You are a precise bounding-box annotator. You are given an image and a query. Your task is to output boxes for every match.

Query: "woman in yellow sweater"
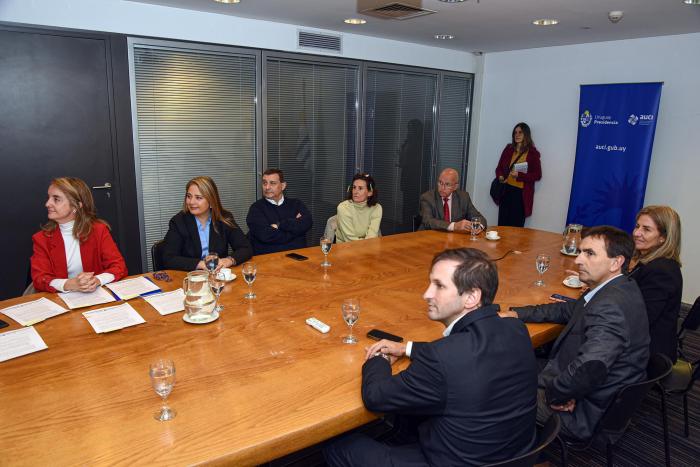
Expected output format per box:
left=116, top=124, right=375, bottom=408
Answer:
left=336, top=173, right=382, bottom=243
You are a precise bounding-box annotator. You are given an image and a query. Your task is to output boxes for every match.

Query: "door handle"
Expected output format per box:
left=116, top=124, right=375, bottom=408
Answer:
left=92, top=183, right=112, bottom=189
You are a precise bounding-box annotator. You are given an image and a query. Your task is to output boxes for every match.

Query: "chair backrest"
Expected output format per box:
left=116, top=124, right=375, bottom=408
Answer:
left=151, top=240, right=166, bottom=271
left=483, top=414, right=561, bottom=467
left=324, top=215, right=337, bottom=243
left=597, top=354, right=672, bottom=439
left=412, top=214, right=422, bottom=232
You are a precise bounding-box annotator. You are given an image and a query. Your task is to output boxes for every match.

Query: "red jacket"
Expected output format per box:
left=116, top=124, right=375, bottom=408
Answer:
left=31, top=222, right=128, bottom=292
left=495, top=144, right=542, bottom=218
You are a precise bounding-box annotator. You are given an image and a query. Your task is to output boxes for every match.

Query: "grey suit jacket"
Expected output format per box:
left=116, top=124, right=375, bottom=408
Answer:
left=419, top=189, right=487, bottom=231
left=514, top=275, right=650, bottom=440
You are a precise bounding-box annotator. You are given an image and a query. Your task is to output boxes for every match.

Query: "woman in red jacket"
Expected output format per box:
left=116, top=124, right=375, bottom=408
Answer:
left=494, top=123, right=542, bottom=227
left=31, top=177, right=127, bottom=293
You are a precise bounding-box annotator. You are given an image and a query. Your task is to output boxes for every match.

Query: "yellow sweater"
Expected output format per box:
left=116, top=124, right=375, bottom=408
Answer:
left=335, top=200, right=383, bottom=243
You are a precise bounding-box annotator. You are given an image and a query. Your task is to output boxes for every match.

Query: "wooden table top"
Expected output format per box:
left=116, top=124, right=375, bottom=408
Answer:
left=0, top=227, right=579, bottom=466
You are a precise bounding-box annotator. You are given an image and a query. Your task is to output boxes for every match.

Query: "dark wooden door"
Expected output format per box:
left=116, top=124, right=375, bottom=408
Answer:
left=0, top=28, right=122, bottom=298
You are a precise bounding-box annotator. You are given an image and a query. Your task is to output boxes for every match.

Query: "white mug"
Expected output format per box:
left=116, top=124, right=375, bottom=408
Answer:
left=486, top=230, right=499, bottom=239
left=218, top=267, right=233, bottom=281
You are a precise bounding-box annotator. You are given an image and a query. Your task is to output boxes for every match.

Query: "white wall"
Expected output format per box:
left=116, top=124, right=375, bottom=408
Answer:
left=472, top=33, right=699, bottom=302
left=0, top=0, right=478, bottom=73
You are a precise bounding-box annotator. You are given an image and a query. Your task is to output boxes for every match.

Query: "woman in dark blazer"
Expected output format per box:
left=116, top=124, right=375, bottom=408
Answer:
left=494, top=122, right=542, bottom=227
left=163, top=176, right=252, bottom=271
left=629, top=205, right=683, bottom=363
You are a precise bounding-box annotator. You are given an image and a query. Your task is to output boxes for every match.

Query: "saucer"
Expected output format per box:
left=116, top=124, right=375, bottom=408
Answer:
left=485, top=235, right=501, bottom=241
left=560, top=248, right=578, bottom=257
left=216, top=273, right=236, bottom=282
left=183, top=310, right=220, bottom=324
left=563, top=276, right=583, bottom=288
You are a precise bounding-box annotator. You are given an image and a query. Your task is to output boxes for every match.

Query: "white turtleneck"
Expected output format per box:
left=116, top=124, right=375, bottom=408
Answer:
left=49, top=221, right=114, bottom=292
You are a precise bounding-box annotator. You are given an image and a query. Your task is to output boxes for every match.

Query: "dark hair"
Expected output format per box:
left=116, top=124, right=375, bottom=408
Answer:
left=582, top=225, right=635, bottom=273
left=431, top=248, right=498, bottom=305
left=346, top=173, right=379, bottom=207
left=512, top=122, right=534, bottom=151
left=263, top=168, right=285, bottom=183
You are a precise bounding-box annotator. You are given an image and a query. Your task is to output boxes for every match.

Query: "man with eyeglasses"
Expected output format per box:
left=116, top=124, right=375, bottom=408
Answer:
left=420, top=168, right=487, bottom=232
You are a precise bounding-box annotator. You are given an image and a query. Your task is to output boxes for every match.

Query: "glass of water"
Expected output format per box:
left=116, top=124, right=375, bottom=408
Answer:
left=341, top=298, right=360, bottom=344
left=209, top=274, right=225, bottom=313
left=534, top=254, right=551, bottom=286
left=149, top=359, right=176, bottom=421
left=320, top=236, right=332, bottom=267
left=242, top=262, right=257, bottom=299
left=470, top=217, right=483, bottom=241
left=204, top=253, right=219, bottom=274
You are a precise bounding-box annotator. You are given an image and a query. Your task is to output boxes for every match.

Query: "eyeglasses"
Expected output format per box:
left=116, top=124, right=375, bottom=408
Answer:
left=438, top=181, right=456, bottom=188
left=153, top=271, right=172, bottom=282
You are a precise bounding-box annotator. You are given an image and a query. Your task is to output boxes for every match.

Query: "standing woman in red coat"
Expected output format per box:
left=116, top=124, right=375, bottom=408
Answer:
left=31, top=177, right=127, bottom=293
left=494, top=123, right=542, bottom=227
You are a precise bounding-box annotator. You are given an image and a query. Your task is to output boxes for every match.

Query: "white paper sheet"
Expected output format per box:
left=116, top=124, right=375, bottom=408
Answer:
left=82, top=303, right=146, bottom=333
left=143, top=288, right=185, bottom=315
left=105, top=276, right=161, bottom=300
left=0, top=297, right=68, bottom=326
left=0, top=326, right=48, bottom=363
left=58, top=287, right=117, bottom=310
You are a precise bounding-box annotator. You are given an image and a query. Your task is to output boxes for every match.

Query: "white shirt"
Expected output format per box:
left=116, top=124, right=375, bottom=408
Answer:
left=405, top=311, right=468, bottom=358
left=265, top=195, right=285, bottom=206
left=49, top=221, right=115, bottom=292
left=440, top=194, right=457, bottom=232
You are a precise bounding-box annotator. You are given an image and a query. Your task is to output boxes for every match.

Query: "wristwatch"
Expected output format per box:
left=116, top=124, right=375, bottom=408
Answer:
left=373, top=352, right=391, bottom=362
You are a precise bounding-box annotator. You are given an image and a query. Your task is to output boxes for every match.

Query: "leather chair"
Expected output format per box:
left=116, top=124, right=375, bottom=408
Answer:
left=483, top=414, right=561, bottom=467
left=559, top=354, right=673, bottom=467
left=151, top=240, right=166, bottom=271
left=412, top=214, right=422, bottom=232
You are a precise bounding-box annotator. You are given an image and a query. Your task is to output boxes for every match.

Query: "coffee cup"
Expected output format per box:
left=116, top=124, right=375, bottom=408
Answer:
left=566, top=275, right=582, bottom=287
left=218, top=267, right=233, bottom=281
left=486, top=230, right=499, bottom=240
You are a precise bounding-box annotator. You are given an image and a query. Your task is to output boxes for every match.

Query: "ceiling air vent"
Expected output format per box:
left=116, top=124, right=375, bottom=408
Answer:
left=298, top=30, right=342, bottom=53
left=362, top=2, right=436, bottom=20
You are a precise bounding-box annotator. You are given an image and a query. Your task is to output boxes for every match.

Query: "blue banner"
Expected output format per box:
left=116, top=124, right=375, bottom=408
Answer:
left=566, top=83, right=662, bottom=232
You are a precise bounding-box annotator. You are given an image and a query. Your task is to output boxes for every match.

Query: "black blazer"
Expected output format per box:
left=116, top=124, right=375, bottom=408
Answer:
left=361, top=305, right=537, bottom=466
left=419, top=189, right=487, bottom=231
left=629, top=257, right=683, bottom=363
left=162, top=211, right=252, bottom=271
left=515, top=275, right=650, bottom=440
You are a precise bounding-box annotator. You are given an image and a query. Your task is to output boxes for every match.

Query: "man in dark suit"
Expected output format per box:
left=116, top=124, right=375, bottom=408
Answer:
left=419, top=168, right=487, bottom=232
left=324, top=248, right=537, bottom=466
left=501, top=226, right=650, bottom=441
left=246, top=169, right=312, bottom=255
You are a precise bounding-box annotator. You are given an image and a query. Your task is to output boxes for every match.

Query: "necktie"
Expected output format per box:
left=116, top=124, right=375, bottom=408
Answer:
left=443, top=197, right=450, bottom=222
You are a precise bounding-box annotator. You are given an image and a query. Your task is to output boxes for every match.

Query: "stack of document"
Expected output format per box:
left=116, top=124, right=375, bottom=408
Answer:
left=1, top=297, right=67, bottom=326
left=105, top=276, right=161, bottom=300
left=0, top=326, right=48, bottom=363
left=83, top=303, right=146, bottom=334
left=143, top=289, right=185, bottom=315
left=59, top=287, right=116, bottom=309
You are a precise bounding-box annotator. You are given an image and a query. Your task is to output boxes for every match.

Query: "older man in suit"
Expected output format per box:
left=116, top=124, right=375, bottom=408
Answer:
left=501, top=226, right=650, bottom=441
left=324, top=248, right=537, bottom=466
left=420, top=168, right=487, bottom=232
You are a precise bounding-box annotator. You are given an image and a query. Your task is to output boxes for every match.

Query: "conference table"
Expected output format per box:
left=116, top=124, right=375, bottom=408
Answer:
left=0, top=227, right=580, bottom=466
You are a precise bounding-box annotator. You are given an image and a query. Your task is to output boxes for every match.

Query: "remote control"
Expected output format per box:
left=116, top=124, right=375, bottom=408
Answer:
left=306, top=317, right=330, bottom=334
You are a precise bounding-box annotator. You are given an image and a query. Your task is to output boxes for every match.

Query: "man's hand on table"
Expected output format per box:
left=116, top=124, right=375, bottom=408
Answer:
left=365, top=339, right=406, bottom=365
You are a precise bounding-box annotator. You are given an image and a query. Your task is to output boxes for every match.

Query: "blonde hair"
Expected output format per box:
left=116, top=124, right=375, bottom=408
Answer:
left=633, top=205, right=681, bottom=266
left=181, top=176, right=235, bottom=232
left=41, top=177, right=109, bottom=242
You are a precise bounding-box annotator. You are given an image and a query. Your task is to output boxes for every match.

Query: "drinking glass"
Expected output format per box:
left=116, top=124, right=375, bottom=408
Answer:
left=341, top=298, right=360, bottom=344
left=320, top=236, right=332, bottom=267
left=204, top=253, right=219, bottom=275
left=209, top=274, right=225, bottom=313
left=534, top=254, right=551, bottom=286
left=149, top=359, right=176, bottom=421
left=470, top=217, right=483, bottom=241
left=242, top=262, right=257, bottom=299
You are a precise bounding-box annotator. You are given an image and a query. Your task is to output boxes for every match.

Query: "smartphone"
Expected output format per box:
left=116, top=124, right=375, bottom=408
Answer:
left=286, top=253, right=309, bottom=261
left=367, top=329, right=403, bottom=343
left=550, top=293, right=577, bottom=302
left=0, top=319, right=9, bottom=329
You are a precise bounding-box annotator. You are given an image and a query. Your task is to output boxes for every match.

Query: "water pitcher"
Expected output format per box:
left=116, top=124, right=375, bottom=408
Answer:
left=562, top=223, right=583, bottom=255
left=183, top=270, right=216, bottom=322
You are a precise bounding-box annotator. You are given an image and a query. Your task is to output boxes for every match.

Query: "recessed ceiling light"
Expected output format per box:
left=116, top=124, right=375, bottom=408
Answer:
left=435, top=34, right=455, bottom=40
left=344, top=18, right=367, bottom=25
left=214, top=0, right=240, bottom=3
left=683, top=0, right=700, bottom=4
left=532, top=18, right=559, bottom=26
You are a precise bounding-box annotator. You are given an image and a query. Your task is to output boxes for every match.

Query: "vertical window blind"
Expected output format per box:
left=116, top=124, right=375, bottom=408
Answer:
left=437, top=74, right=473, bottom=178
left=132, top=45, right=258, bottom=270
left=363, top=68, right=437, bottom=234
left=265, top=56, right=359, bottom=244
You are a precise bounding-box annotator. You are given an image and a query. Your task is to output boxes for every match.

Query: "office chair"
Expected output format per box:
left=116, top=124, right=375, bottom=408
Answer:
left=151, top=240, right=166, bottom=271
